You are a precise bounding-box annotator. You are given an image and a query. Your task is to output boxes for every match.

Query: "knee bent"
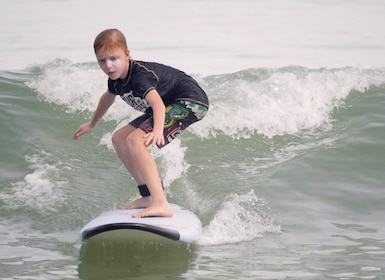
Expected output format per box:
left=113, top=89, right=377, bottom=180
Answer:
left=111, top=130, right=126, bottom=147
left=125, top=132, right=143, bottom=148
left=111, top=128, right=144, bottom=149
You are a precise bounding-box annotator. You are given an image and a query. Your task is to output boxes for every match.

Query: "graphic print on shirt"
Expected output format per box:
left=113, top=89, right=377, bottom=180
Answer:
left=121, top=91, right=150, bottom=112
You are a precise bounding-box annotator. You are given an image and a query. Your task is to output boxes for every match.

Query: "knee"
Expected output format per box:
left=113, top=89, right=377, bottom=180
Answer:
left=125, top=132, right=143, bottom=148
left=111, top=130, right=124, bottom=148
left=111, top=128, right=143, bottom=150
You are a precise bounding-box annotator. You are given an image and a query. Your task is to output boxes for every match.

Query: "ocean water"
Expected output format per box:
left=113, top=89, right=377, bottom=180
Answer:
left=1, top=0, right=385, bottom=279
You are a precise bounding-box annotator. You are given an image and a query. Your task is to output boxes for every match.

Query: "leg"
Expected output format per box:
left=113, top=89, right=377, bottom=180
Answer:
left=111, top=124, right=143, bottom=183
left=113, top=100, right=208, bottom=217
left=125, top=100, right=208, bottom=217
left=111, top=124, right=173, bottom=217
left=124, top=128, right=173, bottom=218
left=111, top=124, right=152, bottom=210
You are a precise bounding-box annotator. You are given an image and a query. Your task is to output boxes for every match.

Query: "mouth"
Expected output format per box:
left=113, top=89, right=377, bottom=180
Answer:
left=108, top=71, right=118, bottom=78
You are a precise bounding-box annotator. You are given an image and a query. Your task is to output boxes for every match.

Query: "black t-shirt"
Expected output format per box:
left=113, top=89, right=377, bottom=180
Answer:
left=108, top=59, right=208, bottom=112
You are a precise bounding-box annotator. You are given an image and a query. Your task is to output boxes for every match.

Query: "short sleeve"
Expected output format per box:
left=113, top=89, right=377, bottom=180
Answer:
left=108, top=79, right=118, bottom=95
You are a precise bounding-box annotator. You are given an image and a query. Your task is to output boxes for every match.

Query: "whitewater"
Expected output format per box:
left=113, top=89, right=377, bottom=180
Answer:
left=1, top=0, right=385, bottom=279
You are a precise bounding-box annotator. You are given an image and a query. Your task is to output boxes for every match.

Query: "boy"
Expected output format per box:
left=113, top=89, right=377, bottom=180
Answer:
left=73, top=29, right=209, bottom=218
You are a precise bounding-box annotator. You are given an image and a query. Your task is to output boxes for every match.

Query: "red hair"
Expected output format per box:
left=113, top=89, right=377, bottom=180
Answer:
left=93, top=29, right=128, bottom=54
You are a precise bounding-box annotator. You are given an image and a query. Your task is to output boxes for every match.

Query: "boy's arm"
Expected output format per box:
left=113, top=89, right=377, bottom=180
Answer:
left=144, top=89, right=165, bottom=146
left=73, top=91, right=116, bottom=140
left=89, top=91, right=117, bottom=127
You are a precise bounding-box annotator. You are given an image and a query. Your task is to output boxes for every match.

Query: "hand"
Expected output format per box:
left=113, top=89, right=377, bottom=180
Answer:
left=73, top=122, right=94, bottom=140
left=143, top=131, right=165, bottom=147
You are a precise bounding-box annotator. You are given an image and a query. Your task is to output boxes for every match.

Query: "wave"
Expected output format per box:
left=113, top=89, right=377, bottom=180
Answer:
left=24, top=59, right=385, bottom=140
left=1, top=60, right=385, bottom=245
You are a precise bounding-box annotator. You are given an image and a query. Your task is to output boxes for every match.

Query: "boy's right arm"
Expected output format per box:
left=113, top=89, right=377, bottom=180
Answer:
left=73, top=91, right=116, bottom=140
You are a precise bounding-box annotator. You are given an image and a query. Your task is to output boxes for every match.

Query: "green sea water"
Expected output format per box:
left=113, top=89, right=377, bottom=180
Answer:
left=1, top=0, right=385, bottom=279
left=1, top=64, right=385, bottom=279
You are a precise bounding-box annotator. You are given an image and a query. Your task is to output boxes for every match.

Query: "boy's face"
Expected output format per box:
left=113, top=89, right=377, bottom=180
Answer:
left=96, top=47, right=129, bottom=80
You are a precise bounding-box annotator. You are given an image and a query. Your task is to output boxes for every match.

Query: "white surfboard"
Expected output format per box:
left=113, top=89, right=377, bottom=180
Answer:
left=80, top=204, right=202, bottom=243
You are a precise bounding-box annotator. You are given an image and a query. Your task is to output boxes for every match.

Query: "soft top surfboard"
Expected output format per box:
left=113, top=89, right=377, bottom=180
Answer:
left=80, top=204, right=202, bottom=243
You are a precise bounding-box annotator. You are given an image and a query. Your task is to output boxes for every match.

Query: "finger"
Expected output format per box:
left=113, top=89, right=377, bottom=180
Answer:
left=73, top=132, right=81, bottom=140
left=73, top=128, right=86, bottom=140
left=144, top=134, right=153, bottom=146
left=155, top=135, right=162, bottom=146
left=159, top=137, right=165, bottom=146
left=73, top=130, right=80, bottom=140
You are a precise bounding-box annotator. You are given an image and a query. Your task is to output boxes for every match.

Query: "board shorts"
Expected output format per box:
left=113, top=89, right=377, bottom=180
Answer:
left=129, top=99, right=208, bottom=148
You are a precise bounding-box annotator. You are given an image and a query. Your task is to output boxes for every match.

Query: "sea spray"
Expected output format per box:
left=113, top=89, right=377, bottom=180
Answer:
left=0, top=151, right=67, bottom=212
left=199, top=191, right=281, bottom=245
left=197, top=66, right=385, bottom=139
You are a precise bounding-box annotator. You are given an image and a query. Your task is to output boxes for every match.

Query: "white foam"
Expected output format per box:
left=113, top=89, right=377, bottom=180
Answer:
left=198, top=191, right=281, bottom=246
left=99, top=124, right=190, bottom=189
left=27, top=61, right=385, bottom=141
left=151, top=139, right=191, bottom=188
left=27, top=59, right=134, bottom=123
left=195, top=67, right=385, bottom=139
left=0, top=151, right=66, bottom=212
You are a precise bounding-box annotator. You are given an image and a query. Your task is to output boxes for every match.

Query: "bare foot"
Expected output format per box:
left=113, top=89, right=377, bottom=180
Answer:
left=119, top=196, right=152, bottom=210
left=132, top=202, right=174, bottom=218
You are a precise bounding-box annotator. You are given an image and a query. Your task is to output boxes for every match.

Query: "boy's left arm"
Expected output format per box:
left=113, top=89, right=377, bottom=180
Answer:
left=145, top=89, right=166, bottom=146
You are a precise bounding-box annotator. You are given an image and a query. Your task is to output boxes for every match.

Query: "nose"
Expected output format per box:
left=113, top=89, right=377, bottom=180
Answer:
left=106, top=59, right=113, bottom=69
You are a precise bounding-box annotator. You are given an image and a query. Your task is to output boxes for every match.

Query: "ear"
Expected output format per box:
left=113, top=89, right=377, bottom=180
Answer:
left=126, top=49, right=130, bottom=59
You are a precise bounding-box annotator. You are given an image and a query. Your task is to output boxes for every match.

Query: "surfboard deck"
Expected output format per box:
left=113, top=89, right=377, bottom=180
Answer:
left=80, top=204, right=202, bottom=243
